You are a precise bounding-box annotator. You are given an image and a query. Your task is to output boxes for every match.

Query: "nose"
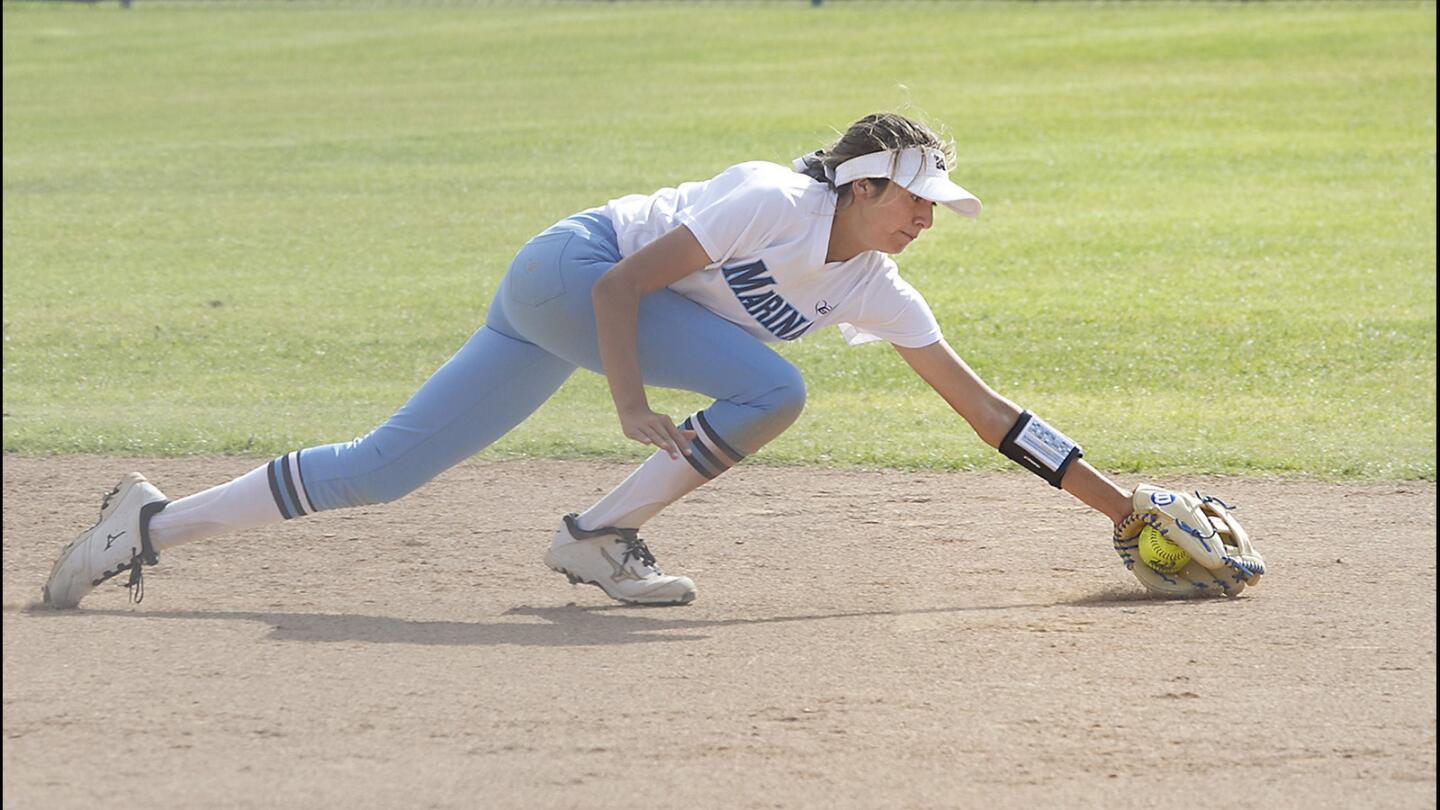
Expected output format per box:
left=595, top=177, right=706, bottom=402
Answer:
left=915, top=202, right=934, bottom=230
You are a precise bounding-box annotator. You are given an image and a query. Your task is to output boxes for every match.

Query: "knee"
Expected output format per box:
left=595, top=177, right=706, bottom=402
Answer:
left=316, top=435, right=429, bottom=508
left=358, top=472, right=423, bottom=507
left=758, top=364, right=807, bottom=432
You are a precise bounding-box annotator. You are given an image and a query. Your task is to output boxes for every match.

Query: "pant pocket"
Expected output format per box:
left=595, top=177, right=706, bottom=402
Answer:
left=505, top=231, right=573, bottom=307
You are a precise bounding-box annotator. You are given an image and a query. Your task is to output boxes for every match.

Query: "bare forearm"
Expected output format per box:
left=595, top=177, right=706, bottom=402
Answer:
left=1061, top=460, right=1132, bottom=525
left=592, top=281, right=648, bottom=412
left=979, top=405, right=1131, bottom=524
left=966, top=395, right=1129, bottom=523
left=894, top=340, right=1134, bottom=526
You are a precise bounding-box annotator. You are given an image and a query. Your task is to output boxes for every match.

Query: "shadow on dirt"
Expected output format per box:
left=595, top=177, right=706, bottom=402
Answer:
left=21, top=591, right=1199, bottom=647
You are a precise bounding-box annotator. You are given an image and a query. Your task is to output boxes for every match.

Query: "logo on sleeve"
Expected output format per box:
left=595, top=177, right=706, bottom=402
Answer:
left=722, top=261, right=813, bottom=341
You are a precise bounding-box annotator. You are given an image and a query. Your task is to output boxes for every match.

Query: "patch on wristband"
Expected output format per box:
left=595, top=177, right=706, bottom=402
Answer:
left=999, top=410, right=1083, bottom=488
left=1014, top=414, right=1076, bottom=472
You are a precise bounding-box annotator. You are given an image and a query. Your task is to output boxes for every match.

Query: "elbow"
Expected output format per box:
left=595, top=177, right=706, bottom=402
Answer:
left=592, top=265, right=641, bottom=307
left=592, top=271, right=616, bottom=305
left=974, top=397, right=1022, bottom=450
left=592, top=272, right=626, bottom=312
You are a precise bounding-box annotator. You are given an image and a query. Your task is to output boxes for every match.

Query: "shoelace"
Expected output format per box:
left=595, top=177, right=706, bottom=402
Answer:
left=125, top=555, right=145, bottom=604
left=85, top=482, right=122, bottom=533
left=613, top=528, right=659, bottom=570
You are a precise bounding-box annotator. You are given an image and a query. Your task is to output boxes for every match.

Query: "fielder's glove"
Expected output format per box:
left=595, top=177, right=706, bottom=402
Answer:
left=1112, top=484, right=1266, bottom=597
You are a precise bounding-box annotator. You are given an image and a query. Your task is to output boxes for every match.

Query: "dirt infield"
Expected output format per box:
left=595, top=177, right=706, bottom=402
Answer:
left=3, top=454, right=1435, bottom=810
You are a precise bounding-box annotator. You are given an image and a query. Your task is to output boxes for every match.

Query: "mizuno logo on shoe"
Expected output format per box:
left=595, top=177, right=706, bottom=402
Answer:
left=599, top=547, right=643, bottom=583
left=104, top=531, right=126, bottom=550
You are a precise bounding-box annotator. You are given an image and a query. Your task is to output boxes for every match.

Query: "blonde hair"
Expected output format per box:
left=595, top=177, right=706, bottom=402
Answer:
left=797, top=112, right=956, bottom=199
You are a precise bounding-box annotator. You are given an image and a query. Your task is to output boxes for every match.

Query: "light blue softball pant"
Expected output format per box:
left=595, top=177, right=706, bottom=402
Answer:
left=282, top=210, right=806, bottom=515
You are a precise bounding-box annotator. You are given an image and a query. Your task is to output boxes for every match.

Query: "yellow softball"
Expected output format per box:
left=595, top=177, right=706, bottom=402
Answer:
left=1139, top=524, right=1191, bottom=574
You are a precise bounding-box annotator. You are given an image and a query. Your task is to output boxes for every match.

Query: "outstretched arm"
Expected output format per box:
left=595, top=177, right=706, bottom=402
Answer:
left=893, top=339, right=1132, bottom=525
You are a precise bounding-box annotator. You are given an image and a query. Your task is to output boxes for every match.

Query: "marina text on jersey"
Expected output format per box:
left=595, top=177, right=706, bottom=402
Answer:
left=721, top=261, right=813, bottom=341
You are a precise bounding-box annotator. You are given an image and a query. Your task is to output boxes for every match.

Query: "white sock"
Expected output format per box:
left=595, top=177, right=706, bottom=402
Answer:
left=576, top=410, right=748, bottom=531
left=576, top=449, right=709, bottom=530
left=148, top=462, right=288, bottom=551
left=575, top=408, right=749, bottom=531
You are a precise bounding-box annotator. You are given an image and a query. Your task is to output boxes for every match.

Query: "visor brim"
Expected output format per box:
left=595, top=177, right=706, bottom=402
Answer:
left=905, top=175, right=982, bottom=218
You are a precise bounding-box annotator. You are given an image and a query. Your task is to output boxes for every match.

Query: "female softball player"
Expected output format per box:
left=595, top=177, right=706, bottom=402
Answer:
left=43, top=112, right=1138, bottom=609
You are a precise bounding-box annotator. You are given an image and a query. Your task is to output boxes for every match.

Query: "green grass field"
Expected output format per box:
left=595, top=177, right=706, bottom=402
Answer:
left=3, top=1, right=1435, bottom=480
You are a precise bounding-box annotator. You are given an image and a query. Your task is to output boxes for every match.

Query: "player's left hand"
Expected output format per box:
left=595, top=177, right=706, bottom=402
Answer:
left=616, top=405, right=696, bottom=460
left=1111, top=484, right=1267, bottom=597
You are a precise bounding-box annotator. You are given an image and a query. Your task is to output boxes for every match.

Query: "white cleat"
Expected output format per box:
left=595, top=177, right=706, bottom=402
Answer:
left=544, top=514, right=696, bottom=606
left=43, top=473, right=168, bottom=609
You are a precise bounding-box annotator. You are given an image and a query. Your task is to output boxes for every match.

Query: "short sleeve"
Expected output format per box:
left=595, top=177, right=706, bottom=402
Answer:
left=675, top=164, right=798, bottom=264
left=835, top=261, right=943, bottom=348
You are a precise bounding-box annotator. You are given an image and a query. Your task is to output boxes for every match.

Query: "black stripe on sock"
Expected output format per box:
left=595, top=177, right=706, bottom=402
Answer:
left=682, top=448, right=718, bottom=479
left=279, top=453, right=307, bottom=517
left=293, top=452, right=313, bottom=513
left=689, top=437, right=727, bottom=476
left=695, top=410, right=744, bottom=464
left=680, top=416, right=723, bottom=476
left=266, top=459, right=294, bottom=520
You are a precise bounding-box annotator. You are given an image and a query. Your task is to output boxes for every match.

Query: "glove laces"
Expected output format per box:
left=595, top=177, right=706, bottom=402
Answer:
left=1196, top=492, right=1238, bottom=511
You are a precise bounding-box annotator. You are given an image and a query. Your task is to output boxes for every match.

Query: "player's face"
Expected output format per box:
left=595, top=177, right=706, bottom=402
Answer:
left=857, top=180, right=936, bottom=254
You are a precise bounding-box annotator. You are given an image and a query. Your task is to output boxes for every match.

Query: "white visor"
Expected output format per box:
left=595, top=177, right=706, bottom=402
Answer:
left=831, top=146, right=981, bottom=218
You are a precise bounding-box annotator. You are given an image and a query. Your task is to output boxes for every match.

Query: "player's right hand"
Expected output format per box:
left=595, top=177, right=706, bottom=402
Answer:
left=617, top=406, right=695, bottom=460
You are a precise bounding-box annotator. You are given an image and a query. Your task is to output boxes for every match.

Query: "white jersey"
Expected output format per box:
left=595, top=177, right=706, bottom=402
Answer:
left=600, top=161, right=943, bottom=349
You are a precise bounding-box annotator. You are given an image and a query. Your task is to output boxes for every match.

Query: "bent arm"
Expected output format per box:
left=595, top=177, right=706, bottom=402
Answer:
left=894, top=339, right=1132, bottom=524
left=591, top=224, right=713, bottom=455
